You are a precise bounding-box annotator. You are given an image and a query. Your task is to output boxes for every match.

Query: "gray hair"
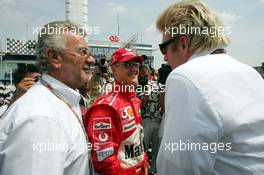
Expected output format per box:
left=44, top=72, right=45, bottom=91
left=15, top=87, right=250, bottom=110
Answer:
left=35, top=21, right=86, bottom=73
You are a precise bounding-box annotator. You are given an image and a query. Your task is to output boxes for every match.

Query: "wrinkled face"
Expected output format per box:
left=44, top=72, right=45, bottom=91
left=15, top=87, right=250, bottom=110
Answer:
left=161, top=33, right=189, bottom=69
left=112, top=60, right=140, bottom=85
left=58, top=34, right=96, bottom=89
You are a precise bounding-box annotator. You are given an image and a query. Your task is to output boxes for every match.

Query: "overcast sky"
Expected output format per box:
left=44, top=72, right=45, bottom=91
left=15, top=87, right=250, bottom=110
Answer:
left=0, top=0, right=263, bottom=68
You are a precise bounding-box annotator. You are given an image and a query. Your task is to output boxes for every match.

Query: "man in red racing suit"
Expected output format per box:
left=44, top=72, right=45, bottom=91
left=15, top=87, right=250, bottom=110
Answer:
left=84, top=48, right=148, bottom=175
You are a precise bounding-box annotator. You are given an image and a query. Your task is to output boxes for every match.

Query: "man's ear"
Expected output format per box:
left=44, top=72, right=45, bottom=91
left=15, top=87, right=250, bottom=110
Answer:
left=179, top=35, right=189, bottom=51
left=45, top=48, right=62, bottom=69
left=179, top=35, right=193, bottom=62
left=171, top=36, right=188, bottom=52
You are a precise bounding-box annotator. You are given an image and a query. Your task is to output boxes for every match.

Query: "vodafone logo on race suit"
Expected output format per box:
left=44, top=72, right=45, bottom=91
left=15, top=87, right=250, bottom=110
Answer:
left=93, top=131, right=112, bottom=145
left=99, top=132, right=108, bottom=142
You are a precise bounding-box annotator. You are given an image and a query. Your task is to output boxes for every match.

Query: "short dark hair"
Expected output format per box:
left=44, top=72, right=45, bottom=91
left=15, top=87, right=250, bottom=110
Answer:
left=158, top=64, right=172, bottom=85
left=13, top=64, right=39, bottom=86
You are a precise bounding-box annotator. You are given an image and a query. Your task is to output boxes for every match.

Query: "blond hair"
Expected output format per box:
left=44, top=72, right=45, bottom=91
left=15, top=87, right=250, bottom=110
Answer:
left=156, top=0, right=230, bottom=53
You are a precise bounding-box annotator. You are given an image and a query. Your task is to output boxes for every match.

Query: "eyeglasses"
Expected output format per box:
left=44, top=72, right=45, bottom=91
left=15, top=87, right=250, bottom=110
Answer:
left=159, top=37, right=178, bottom=55
left=159, top=34, right=188, bottom=55
left=116, top=62, right=140, bottom=68
left=61, top=47, right=92, bottom=57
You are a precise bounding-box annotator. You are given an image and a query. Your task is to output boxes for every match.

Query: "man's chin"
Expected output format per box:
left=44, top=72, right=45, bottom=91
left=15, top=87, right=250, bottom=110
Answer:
left=127, top=79, right=138, bottom=86
left=78, top=76, right=89, bottom=87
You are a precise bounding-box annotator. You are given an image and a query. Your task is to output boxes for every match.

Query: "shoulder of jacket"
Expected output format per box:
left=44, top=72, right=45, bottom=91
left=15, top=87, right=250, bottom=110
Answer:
left=93, top=92, right=119, bottom=107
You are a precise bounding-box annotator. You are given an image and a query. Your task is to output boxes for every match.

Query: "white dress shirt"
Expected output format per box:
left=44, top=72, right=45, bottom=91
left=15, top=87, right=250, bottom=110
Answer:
left=0, top=74, right=90, bottom=175
left=0, top=105, right=8, bottom=116
left=157, top=53, right=264, bottom=175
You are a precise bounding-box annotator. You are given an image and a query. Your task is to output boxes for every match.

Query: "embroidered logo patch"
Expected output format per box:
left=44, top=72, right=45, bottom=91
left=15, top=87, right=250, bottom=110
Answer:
left=122, top=121, right=137, bottom=132
left=96, top=147, right=114, bottom=161
left=120, top=106, right=134, bottom=122
left=93, top=131, right=112, bottom=145
left=93, top=117, right=112, bottom=130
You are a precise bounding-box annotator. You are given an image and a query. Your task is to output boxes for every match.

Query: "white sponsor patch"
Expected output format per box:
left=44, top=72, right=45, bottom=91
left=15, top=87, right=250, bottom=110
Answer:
left=122, top=121, right=136, bottom=132
left=93, top=117, right=112, bottom=130
left=96, top=147, right=114, bottom=161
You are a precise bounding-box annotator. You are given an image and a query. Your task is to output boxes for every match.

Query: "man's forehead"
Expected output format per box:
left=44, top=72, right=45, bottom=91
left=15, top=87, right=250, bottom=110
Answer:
left=64, top=33, right=86, bottom=40
left=64, top=34, right=87, bottom=47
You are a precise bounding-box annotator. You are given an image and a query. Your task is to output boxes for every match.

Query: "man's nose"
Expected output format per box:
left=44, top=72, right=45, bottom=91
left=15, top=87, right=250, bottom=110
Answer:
left=85, top=55, right=96, bottom=65
left=164, top=55, right=168, bottom=62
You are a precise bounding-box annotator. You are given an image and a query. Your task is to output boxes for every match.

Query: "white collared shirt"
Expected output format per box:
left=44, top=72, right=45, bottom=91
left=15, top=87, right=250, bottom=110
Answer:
left=157, top=53, right=264, bottom=175
left=0, top=74, right=90, bottom=175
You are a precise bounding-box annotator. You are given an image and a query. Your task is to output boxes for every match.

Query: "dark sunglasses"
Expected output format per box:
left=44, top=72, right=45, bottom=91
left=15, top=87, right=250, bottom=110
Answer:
left=159, top=34, right=188, bottom=55
left=159, top=37, right=178, bottom=55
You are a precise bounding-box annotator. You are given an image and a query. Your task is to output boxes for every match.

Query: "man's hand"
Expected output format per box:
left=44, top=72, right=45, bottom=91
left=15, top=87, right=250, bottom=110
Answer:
left=14, top=74, right=40, bottom=101
left=17, top=77, right=35, bottom=91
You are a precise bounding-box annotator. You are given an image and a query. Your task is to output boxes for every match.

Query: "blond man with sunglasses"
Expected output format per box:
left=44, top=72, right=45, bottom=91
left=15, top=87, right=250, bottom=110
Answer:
left=156, top=0, right=264, bottom=175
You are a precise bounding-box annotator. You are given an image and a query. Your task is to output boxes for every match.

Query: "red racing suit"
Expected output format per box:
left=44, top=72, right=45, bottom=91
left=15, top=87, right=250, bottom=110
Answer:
left=84, top=82, right=148, bottom=175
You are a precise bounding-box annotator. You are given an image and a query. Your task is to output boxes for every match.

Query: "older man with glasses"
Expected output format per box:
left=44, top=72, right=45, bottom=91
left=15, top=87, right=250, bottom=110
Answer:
left=84, top=48, right=148, bottom=175
left=0, top=21, right=95, bottom=175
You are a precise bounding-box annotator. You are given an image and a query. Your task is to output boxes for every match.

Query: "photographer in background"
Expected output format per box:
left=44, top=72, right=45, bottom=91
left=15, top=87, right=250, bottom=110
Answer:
left=12, top=64, right=40, bottom=101
left=88, top=59, right=113, bottom=101
left=0, top=64, right=40, bottom=116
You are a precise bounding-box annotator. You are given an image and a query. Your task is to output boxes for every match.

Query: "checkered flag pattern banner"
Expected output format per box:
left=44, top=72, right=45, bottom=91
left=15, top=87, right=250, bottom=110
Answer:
left=6, top=38, right=36, bottom=55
